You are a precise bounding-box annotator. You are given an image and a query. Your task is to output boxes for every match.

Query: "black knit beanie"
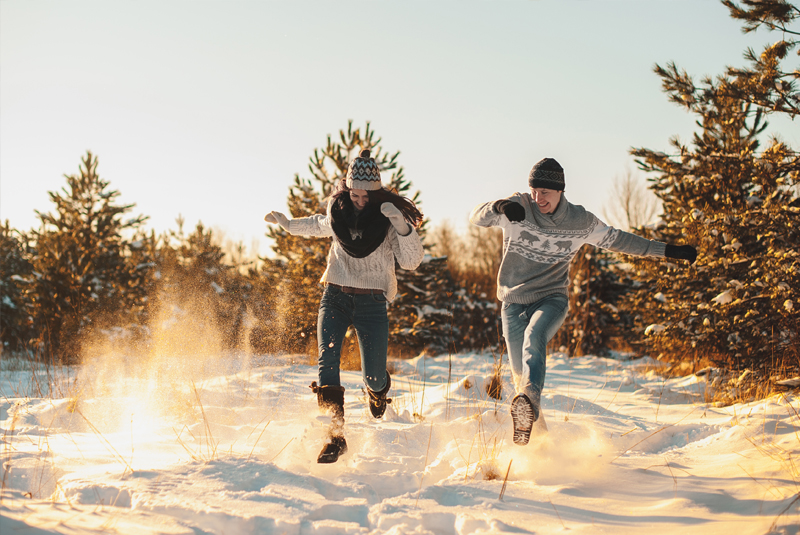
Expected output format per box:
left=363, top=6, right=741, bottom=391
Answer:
left=528, top=158, right=565, bottom=191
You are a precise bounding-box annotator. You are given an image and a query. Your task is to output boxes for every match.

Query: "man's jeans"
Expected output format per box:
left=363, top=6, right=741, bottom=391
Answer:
left=501, top=294, right=569, bottom=410
left=317, top=285, right=389, bottom=391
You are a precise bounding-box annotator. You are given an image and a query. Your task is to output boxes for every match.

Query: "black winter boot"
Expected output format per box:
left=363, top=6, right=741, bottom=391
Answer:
left=317, top=435, right=347, bottom=464
left=310, top=382, right=347, bottom=463
left=367, top=373, right=392, bottom=419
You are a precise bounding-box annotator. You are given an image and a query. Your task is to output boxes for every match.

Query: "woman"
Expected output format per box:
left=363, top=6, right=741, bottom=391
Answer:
left=265, top=149, right=424, bottom=463
left=470, top=157, right=697, bottom=446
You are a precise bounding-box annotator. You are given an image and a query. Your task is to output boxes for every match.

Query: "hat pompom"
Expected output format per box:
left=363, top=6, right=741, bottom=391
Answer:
left=360, top=149, right=371, bottom=158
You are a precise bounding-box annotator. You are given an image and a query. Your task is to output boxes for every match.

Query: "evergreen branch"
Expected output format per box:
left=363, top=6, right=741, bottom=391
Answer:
left=722, top=0, right=800, bottom=36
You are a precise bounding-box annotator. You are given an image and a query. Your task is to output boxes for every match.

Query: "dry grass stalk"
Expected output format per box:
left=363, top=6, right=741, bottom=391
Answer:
left=549, top=498, right=566, bottom=529
left=267, top=438, right=294, bottom=464
left=191, top=381, right=218, bottom=460
left=769, top=492, right=800, bottom=533
left=172, top=426, right=200, bottom=461
left=74, top=408, right=133, bottom=473
left=1, top=410, right=20, bottom=504
left=247, top=420, right=271, bottom=462
left=612, top=407, right=702, bottom=463
left=498, top=459, right=512, bottom=501
left=415, top=421, right=435, bottom=508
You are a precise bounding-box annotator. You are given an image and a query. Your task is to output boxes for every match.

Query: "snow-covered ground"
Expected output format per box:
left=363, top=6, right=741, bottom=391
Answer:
left=1, top=347, right=798, bottom=534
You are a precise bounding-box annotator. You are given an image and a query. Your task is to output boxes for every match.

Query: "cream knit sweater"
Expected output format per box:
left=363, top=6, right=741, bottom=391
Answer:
left=286, top=203, right=424, bottom=302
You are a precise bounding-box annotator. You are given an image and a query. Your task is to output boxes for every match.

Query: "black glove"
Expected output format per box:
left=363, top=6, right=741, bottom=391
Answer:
left=493, top=200, right=525, bottom=222
left=665, top=244, right=698, bottom=264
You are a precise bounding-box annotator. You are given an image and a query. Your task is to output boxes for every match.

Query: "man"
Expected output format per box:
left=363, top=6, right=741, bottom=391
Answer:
left=470, top=158, right=696, bottom=445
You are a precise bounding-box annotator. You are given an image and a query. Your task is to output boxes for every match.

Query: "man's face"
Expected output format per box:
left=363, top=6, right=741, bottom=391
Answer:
left=530, top=188, right=562, bottom=214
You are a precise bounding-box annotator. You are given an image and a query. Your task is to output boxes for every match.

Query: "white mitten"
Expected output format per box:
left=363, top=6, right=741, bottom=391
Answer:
left=380, top=202, right=410, bottom=236
left=264, top=211, right=290, bottom=230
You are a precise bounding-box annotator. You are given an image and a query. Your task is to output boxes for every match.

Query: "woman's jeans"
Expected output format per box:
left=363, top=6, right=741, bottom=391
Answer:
left=501, top=294, right=569, bottom=411
left=317, top=285, right=389, bottom=392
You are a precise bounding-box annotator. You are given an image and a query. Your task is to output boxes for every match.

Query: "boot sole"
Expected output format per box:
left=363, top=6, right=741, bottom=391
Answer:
left=511, top=395, right=535, bottom=446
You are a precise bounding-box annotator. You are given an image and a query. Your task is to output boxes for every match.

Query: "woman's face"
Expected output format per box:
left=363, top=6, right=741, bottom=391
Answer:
left=531, top=187, right=562, bottom=214
left=350, top=189, right=369, bottom=211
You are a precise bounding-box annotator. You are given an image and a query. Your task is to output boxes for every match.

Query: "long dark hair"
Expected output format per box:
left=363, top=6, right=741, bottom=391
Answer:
left=330, top=179, right=424, bottom=228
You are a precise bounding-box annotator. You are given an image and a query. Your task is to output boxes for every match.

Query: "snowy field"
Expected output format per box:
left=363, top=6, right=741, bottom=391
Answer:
left=1, top=347, right=799, bottom=534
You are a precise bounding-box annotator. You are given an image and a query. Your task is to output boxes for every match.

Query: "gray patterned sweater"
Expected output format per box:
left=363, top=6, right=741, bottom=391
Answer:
left=286, top=202, right=424, bottom=302
left=470, top=192, right=666, bottom=304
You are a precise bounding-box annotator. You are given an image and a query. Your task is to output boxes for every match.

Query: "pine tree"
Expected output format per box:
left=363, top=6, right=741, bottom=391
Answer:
left=426, top=223, right=504, bottom=353
left=260, top=121, right=425, bottom=354
left=626, top=1, right=799, bottom=378
left=552, top=174, right=658, bottom=359
left=0, top=221, right=34, bottom=353
left=551, top=246, right=638, bottom=357
left=392, top=257, right=459, bottom=355
left=28, top=152, right=150, bottom=363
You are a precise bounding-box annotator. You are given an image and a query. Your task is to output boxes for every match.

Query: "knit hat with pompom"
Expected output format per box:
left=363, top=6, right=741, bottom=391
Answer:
left=346, top=149, right=382, bottom=191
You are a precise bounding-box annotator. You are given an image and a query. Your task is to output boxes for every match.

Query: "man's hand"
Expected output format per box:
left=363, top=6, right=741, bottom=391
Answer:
left=493, top=200, right=525, bottom=222
left=665, top=244, right=698, bottom=264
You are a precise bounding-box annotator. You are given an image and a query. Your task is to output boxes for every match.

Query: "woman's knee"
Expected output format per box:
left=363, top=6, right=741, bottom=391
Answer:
left=363, top=371, right=387, bottom=392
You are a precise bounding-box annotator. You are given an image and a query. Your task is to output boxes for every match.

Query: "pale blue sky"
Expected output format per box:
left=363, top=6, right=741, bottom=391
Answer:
left=1, top=0, right=792, bottom=255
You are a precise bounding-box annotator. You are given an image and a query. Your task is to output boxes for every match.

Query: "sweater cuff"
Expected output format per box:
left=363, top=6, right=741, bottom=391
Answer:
left=285, top=219, right=301, bottom=235
left=397, top=227, right=418, bottom=241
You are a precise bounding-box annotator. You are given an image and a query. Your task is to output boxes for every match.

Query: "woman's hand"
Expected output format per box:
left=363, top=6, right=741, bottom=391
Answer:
left=381, top=203, right=411, bottom=236
left=264, top=211, right=290, bottom=230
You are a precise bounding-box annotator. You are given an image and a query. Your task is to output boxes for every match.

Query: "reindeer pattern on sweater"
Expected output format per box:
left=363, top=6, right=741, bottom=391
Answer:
left=507, top=218, right=620, bottom=265
left=470, top=192, right=665, bottom=304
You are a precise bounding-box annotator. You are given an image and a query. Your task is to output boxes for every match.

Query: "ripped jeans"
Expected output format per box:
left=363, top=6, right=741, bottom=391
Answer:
left=501, top=294, right=569, bottom=411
